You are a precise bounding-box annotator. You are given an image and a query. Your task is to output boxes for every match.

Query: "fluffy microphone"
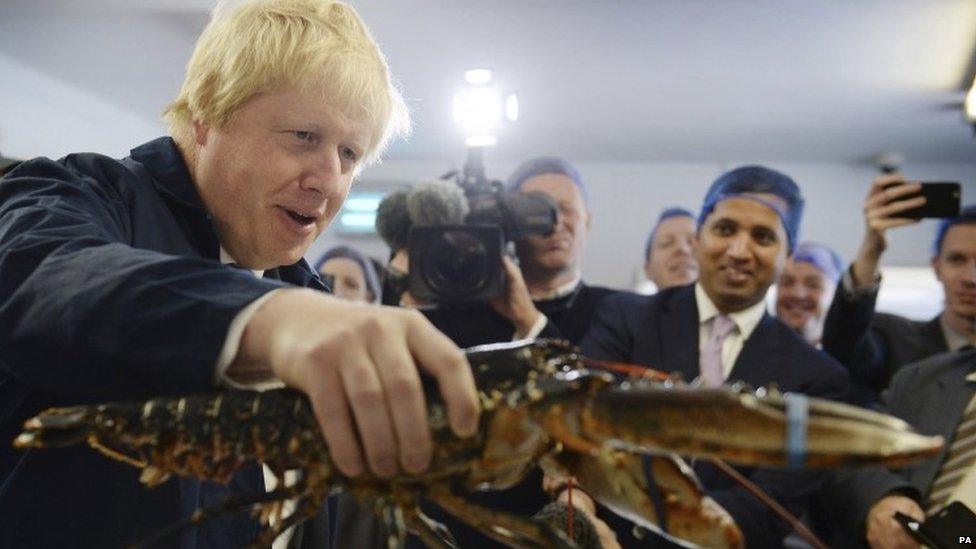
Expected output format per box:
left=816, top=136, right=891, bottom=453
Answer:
left=375, top=188, right=412, bottom=251
left=406, top=180, right=470, bottom=227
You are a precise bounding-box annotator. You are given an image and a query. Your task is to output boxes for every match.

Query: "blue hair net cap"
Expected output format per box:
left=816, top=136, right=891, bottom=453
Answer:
left=506, top=157, right=588, bottom=205
left=698, top=165, right=805, bottom=252
left=933, top=203, right=976, bottom=255
left=314, top=245, right=382, bottom=304
left=791, top=241, right=844, bottom=283
left=644, top=207, right=695, bottom=261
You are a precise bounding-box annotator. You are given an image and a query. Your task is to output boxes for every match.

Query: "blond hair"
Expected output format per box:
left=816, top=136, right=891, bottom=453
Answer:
left=164, top=0, right=409, bottom=165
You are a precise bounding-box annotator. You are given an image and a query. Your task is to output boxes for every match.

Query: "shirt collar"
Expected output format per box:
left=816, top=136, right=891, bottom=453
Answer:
left=694, top=282, right=767, bottom=340
left=220, top=247, right=265, bottom=278
left=940, top=316, right=974, bottom=352
left=533, top=273, right=582, bottom=301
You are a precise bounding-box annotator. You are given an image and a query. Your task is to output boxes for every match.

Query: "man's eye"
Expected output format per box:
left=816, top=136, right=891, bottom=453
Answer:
left=341, top=147, right=359, bottom=162
left=754, top=231, right=777, bottom=245
left=713, top=224, right=734, bottom=236
left=292, top=131, right=316, bottom=143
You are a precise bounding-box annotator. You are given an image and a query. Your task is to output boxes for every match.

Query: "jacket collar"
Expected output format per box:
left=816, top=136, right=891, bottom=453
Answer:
left=128, top=137, right=208, bottom=212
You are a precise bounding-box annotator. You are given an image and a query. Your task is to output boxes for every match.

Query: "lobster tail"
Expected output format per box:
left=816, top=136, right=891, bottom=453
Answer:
left=13, top=407, right=92, bottom=449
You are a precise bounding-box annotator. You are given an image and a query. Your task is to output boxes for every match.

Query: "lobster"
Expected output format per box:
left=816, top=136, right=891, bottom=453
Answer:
left=14, top=339, right=942, bottom=548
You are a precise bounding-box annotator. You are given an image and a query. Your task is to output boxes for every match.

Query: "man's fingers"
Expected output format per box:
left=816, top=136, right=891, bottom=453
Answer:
left=339, top=353, right=399, bottom=478
left=868, top=174, right=910, bottom=195
left=405, top=311, right=480, bottom=437
left=368, top=335, right=433, bottom=474
left=307, top=363, right=365, bottom=478
left=874, top=194, right=925, bottom=217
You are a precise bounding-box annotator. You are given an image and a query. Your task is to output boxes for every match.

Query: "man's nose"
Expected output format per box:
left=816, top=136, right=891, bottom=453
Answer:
left=726, top=233, right=750, bottom=259
left=300, top=148, right=343, bottom=196
left=962, top=259, right=976, bottom=285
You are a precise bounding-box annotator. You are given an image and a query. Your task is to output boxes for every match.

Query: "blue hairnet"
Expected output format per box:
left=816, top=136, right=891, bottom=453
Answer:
left=644, top=207, right=695, bottom=261
left=791, top=241, right=844, bottom=283
left=933, top=203, right=976, bottom=255
left=698, top=165, right=804, bottom=252
left=506, top=157, right=589, bottom=206
left=314, top=245, right=382, bottom=304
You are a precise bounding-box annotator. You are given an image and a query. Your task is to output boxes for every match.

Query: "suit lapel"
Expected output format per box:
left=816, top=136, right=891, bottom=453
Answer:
left=728, top=313, right=783, bottom=388
left=657, top=286, right=702, bottom=381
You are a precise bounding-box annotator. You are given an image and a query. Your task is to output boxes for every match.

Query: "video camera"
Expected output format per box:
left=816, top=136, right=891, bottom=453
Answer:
left=407, top=148, right=557, bottom=302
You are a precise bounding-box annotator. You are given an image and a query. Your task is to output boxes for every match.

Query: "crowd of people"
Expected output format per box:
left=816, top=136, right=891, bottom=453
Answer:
left=0, top=0, right=974, bottom=548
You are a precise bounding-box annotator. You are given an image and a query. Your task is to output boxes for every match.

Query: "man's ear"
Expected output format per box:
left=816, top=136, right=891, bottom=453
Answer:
left=584, top=209, right=592, bottom=233
left=191, top=119, right=210, bottom=147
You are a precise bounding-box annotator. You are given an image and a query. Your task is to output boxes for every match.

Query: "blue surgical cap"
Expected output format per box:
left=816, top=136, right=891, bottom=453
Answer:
left=314, top=245, right=382, bottom=304
left=644, top=207, right=695, bottom=261
left=698, top=165, right=805, bottom=253
left=506, top=157, right=589, bottom=206
left=933, top=204, right=976, bottom=256
left=791, top=241, right=844, bottom=283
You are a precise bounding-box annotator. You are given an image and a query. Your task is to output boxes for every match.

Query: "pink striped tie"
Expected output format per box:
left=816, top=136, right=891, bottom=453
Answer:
left=700, top=314, right=736, bottom=387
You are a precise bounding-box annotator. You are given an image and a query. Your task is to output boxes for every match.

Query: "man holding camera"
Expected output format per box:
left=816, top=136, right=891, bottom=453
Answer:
left=821, top=175, right=976, bottom=404
left=581, top=165, right=850, bottom=547
left=506, top=157, right=620, bottom=345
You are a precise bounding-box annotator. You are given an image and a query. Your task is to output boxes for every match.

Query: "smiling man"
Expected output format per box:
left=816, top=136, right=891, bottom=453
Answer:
left=776, top=241, right=844, bottom=346
left=822, top=181, right=976, bottom=405
left=643, top=206, right=699, bottom=290
left=0, top=2, right=480, bottom=547
left=581, top=165, right=850, bottom=548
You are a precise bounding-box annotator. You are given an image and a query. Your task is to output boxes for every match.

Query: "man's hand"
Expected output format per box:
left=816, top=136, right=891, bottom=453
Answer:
left=852, top=175, right=925, bottom=287
left=490, top=255, right=543, bottom=338
left=865, top=494, right=923, bottom=549
left=232, top=289, right=480, bottom=479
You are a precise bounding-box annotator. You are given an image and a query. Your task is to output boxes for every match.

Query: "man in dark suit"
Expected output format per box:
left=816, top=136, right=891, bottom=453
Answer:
left=822, top=174, right=976, bottom=405
left=822, top=347, right=976, bottom=548
left=581, top=165, right=850, bottom=548
left=0, top=2, right=480, bottom=547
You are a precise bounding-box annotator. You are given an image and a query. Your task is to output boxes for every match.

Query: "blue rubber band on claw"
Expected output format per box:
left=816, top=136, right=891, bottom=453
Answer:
left=784, top=393, right=808, bottom=469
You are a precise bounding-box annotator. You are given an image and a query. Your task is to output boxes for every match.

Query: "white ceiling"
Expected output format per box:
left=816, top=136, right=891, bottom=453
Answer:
left=1, top=0, right=975, bottom=165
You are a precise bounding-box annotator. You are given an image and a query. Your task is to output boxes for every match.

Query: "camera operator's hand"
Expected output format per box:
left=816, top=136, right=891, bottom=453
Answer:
left=852, top=175, right=925, bottom=288
left=490, top=255, right=544, bottom=339
left=865, top=494, right=923, bottom=549
left=230, top=289, right=480, bottom=479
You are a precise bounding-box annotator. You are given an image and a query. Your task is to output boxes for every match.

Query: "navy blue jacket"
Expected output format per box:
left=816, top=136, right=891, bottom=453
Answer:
left=580, top=285, right=851, bottom=548
left=0, top=137, right=326, bottom=548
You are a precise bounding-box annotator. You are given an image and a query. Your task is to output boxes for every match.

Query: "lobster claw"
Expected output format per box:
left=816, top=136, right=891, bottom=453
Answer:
left=543, top=451, right=744, bottom=549
left=580, top=379, right=943, bottom=469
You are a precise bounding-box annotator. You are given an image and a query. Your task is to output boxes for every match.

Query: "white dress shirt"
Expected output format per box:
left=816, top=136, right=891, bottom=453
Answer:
left=694, top=283, right=768, bottom=381
left=213, top=247, right=296, bottom=549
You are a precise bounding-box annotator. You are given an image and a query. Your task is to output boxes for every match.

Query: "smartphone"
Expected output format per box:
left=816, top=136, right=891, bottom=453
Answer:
left=888, top=182, right=961, bottom=219
left=895, top=502, right=976, bottom=549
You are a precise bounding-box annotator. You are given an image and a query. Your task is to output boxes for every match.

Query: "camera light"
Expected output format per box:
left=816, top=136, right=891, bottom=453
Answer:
left=453, top=88, right=502, bottom=130
left=466, top=134, right=498, bottom=147
left=464, top=69, right=493, bottom=85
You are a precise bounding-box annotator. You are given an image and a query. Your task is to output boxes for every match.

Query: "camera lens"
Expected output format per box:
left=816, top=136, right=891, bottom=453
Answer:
left=421, top=230, right=491, bottom=299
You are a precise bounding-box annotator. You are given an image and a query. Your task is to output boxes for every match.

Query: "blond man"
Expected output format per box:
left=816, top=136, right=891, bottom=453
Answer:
left=0, top=1, right=479, bottom=547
